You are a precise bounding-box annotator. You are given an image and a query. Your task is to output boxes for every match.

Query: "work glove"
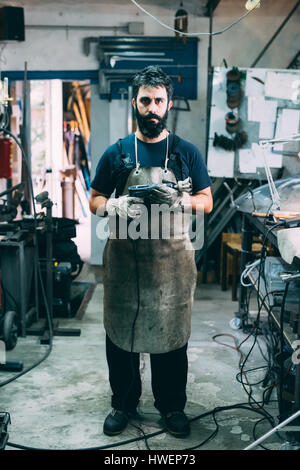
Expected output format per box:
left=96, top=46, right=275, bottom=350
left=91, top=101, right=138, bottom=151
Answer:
left=97, top=195, right=144, bottom=219
left=148, top=183, right=191, bottom=211
left=175, top=177, right=193, bottom=194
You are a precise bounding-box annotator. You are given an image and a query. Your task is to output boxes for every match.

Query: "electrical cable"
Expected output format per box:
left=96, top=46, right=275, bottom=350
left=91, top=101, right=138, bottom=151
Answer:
left=252, top=416, right=275, bottom=450
left=240, top=258, right=261, bottom=287
left=125, top=237, right=155, bottom=450
left=6, top=226, right=275, bottom=451
left=1, top=241, right=285, bottom=449
left=0, top=127, right=53, bottom=387
left=184, top=411, right=219, bottom=450
left=212, top=327, right=284, bottom=450
left=254, top=300, right=283, bottom=408
left=6, top=428, right=164, bottom=451
left=229, top=221, right=297, bottom=443
left=129, top=421, right=151, bottom=450
left=239, top=318, right=274, bottom=415
left=213, top=288, right=283, bottom=417
left=261, top=318, right=280, bottom=399
left=255, top=212, right=279, bottom=316
left=246, top=220, right=281, bottom=348
left=236, top=365, right=269, bottom=387
left=213, top=328, right=268, bottom=413
left=129, top=0, right=258, bottom=37
left=278, top=281, right=290, bottom=421
left=186, top=402, right=280, bottom=451
left=198, top=223, right=288, bottom=444
left=242, top=280, right=255, bottom=331
left=2, top=220, right=283, bottom=450
left=0, top=138, right=287, bottom=449
left=5, top=400, right=279, bottom=451
left=117, top=238, right=141, bottom=421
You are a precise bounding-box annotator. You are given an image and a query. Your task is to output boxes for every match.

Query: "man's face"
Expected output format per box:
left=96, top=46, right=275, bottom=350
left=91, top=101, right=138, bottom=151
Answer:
left=132, top=85, right=173, bottom=139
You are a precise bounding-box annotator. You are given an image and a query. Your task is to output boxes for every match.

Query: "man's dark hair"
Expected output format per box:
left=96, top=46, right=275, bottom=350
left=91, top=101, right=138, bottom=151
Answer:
left=132, top=65, right=174, bottom=102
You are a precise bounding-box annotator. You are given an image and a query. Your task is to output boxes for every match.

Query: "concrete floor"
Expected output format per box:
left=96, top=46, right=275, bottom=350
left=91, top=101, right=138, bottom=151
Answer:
left=0, top=260, right=288, bottom=451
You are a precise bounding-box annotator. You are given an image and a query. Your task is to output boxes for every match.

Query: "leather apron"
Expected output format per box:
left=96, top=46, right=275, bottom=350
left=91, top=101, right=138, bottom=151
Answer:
left=103, top=135, right=197, bottom=354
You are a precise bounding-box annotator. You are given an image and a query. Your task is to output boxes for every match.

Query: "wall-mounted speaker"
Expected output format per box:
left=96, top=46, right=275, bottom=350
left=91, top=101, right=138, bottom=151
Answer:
left=0, top=6, right=25, bottom=42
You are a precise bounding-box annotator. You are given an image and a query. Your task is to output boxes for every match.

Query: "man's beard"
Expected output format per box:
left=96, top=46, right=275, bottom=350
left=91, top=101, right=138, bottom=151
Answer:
left=135, top=106, right=168, bottom=139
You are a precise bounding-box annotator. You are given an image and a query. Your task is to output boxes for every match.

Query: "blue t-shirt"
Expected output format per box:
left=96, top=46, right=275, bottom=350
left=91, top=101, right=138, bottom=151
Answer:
left=91, top=133, right=211, bottom=197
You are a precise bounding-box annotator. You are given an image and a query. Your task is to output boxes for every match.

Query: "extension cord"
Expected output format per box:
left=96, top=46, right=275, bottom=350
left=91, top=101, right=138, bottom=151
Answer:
left=245, top=0, right=261, bottom=11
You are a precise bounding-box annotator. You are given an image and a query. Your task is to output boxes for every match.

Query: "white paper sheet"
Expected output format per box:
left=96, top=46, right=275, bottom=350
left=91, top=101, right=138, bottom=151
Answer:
left=274, top=108, right=300, bottom=151
left=209, top=105, right=227, bottom=137
left=259, top=121, right=275, bottom=139
left=207, top=140, right=235, bottom=178
left=245, top=69, right=266, bottom=97
left=252, top=143, right=282, bottom=168
left=265, top=71, right=298, bottom=101
left=281, top=108, right=300, bottom=136
left=239, top=148, right=257, bottom=174
left=251, top=143, right=265, bottom=167
left=248, top=96, right=277, bottom=123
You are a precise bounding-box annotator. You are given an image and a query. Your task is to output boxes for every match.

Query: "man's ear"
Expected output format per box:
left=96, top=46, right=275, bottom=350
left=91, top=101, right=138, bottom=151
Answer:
left=168, top=99, right=173, bottom=111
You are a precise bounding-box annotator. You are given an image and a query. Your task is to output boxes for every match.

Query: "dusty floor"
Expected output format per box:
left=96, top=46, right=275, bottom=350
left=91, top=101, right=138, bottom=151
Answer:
left=0, top=253, right=293, bottom=452
left=1, top=218, right=298, bottom=451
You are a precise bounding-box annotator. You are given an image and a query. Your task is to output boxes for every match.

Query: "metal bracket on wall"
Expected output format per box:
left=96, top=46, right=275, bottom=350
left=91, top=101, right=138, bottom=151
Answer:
left=96, top=36, right=199, bottom=100
left=171, top=97, right=190, bottom=112
left=83, top=37, right=98, bottom=57
left=171, top=96, right=191, bottom=134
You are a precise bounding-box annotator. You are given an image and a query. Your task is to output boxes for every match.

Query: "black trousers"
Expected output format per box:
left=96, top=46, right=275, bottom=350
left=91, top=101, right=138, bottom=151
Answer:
left=106, top=335, right=188, bottom=414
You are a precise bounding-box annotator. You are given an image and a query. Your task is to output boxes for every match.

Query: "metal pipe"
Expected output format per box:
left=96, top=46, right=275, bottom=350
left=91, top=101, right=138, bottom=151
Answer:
left=26, top=24, right=128, bottom=31
left=244, top=410, right=300, bottom=450
left=201, top=1, right=214, bottom=283
left=251, top=0, right=300, bottom=67
left=237, top=214, right=253, bottom=320
left=205, top=2, right=213, bottom=162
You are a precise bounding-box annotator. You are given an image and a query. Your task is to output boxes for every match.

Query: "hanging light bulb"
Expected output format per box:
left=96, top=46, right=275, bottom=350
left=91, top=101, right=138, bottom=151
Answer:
left=174, top=2, right=188, bottom=43
left=245, top=0, right=261, bottom=11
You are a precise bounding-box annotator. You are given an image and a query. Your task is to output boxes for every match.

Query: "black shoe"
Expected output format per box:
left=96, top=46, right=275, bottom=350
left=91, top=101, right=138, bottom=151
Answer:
left=162, top=411, right=190, bottom=437
left=103, top=409, right=130, bottom=436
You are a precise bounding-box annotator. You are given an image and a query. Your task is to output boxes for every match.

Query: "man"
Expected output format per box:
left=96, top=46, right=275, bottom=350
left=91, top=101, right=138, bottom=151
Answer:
left=89, top=66, right=213, bottom=438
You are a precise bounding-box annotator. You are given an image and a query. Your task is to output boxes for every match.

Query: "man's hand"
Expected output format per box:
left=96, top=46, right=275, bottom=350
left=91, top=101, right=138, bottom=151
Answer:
left=148, top=184, right=179, bottom=206
left=148, top=184, right=191, bottom=211
left=98, top=195, right=144, bottom=219
left=176, top=177, right=193, bottom=194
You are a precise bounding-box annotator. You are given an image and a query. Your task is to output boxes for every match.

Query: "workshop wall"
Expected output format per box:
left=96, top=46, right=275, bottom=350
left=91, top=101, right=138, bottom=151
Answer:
left=212, top=0, right=300, bottom=69
left=3, top=1, right=299, bottom=154
left=1, top=1, right=299, bottom=265
left=1, top=2, right=209, bottom=153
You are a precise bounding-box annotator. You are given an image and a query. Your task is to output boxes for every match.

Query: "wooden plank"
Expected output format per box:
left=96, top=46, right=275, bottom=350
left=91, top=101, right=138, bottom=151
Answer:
left=72, top=102, right=86, bottom=145
left=73, top=81, right=90, bottom=146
